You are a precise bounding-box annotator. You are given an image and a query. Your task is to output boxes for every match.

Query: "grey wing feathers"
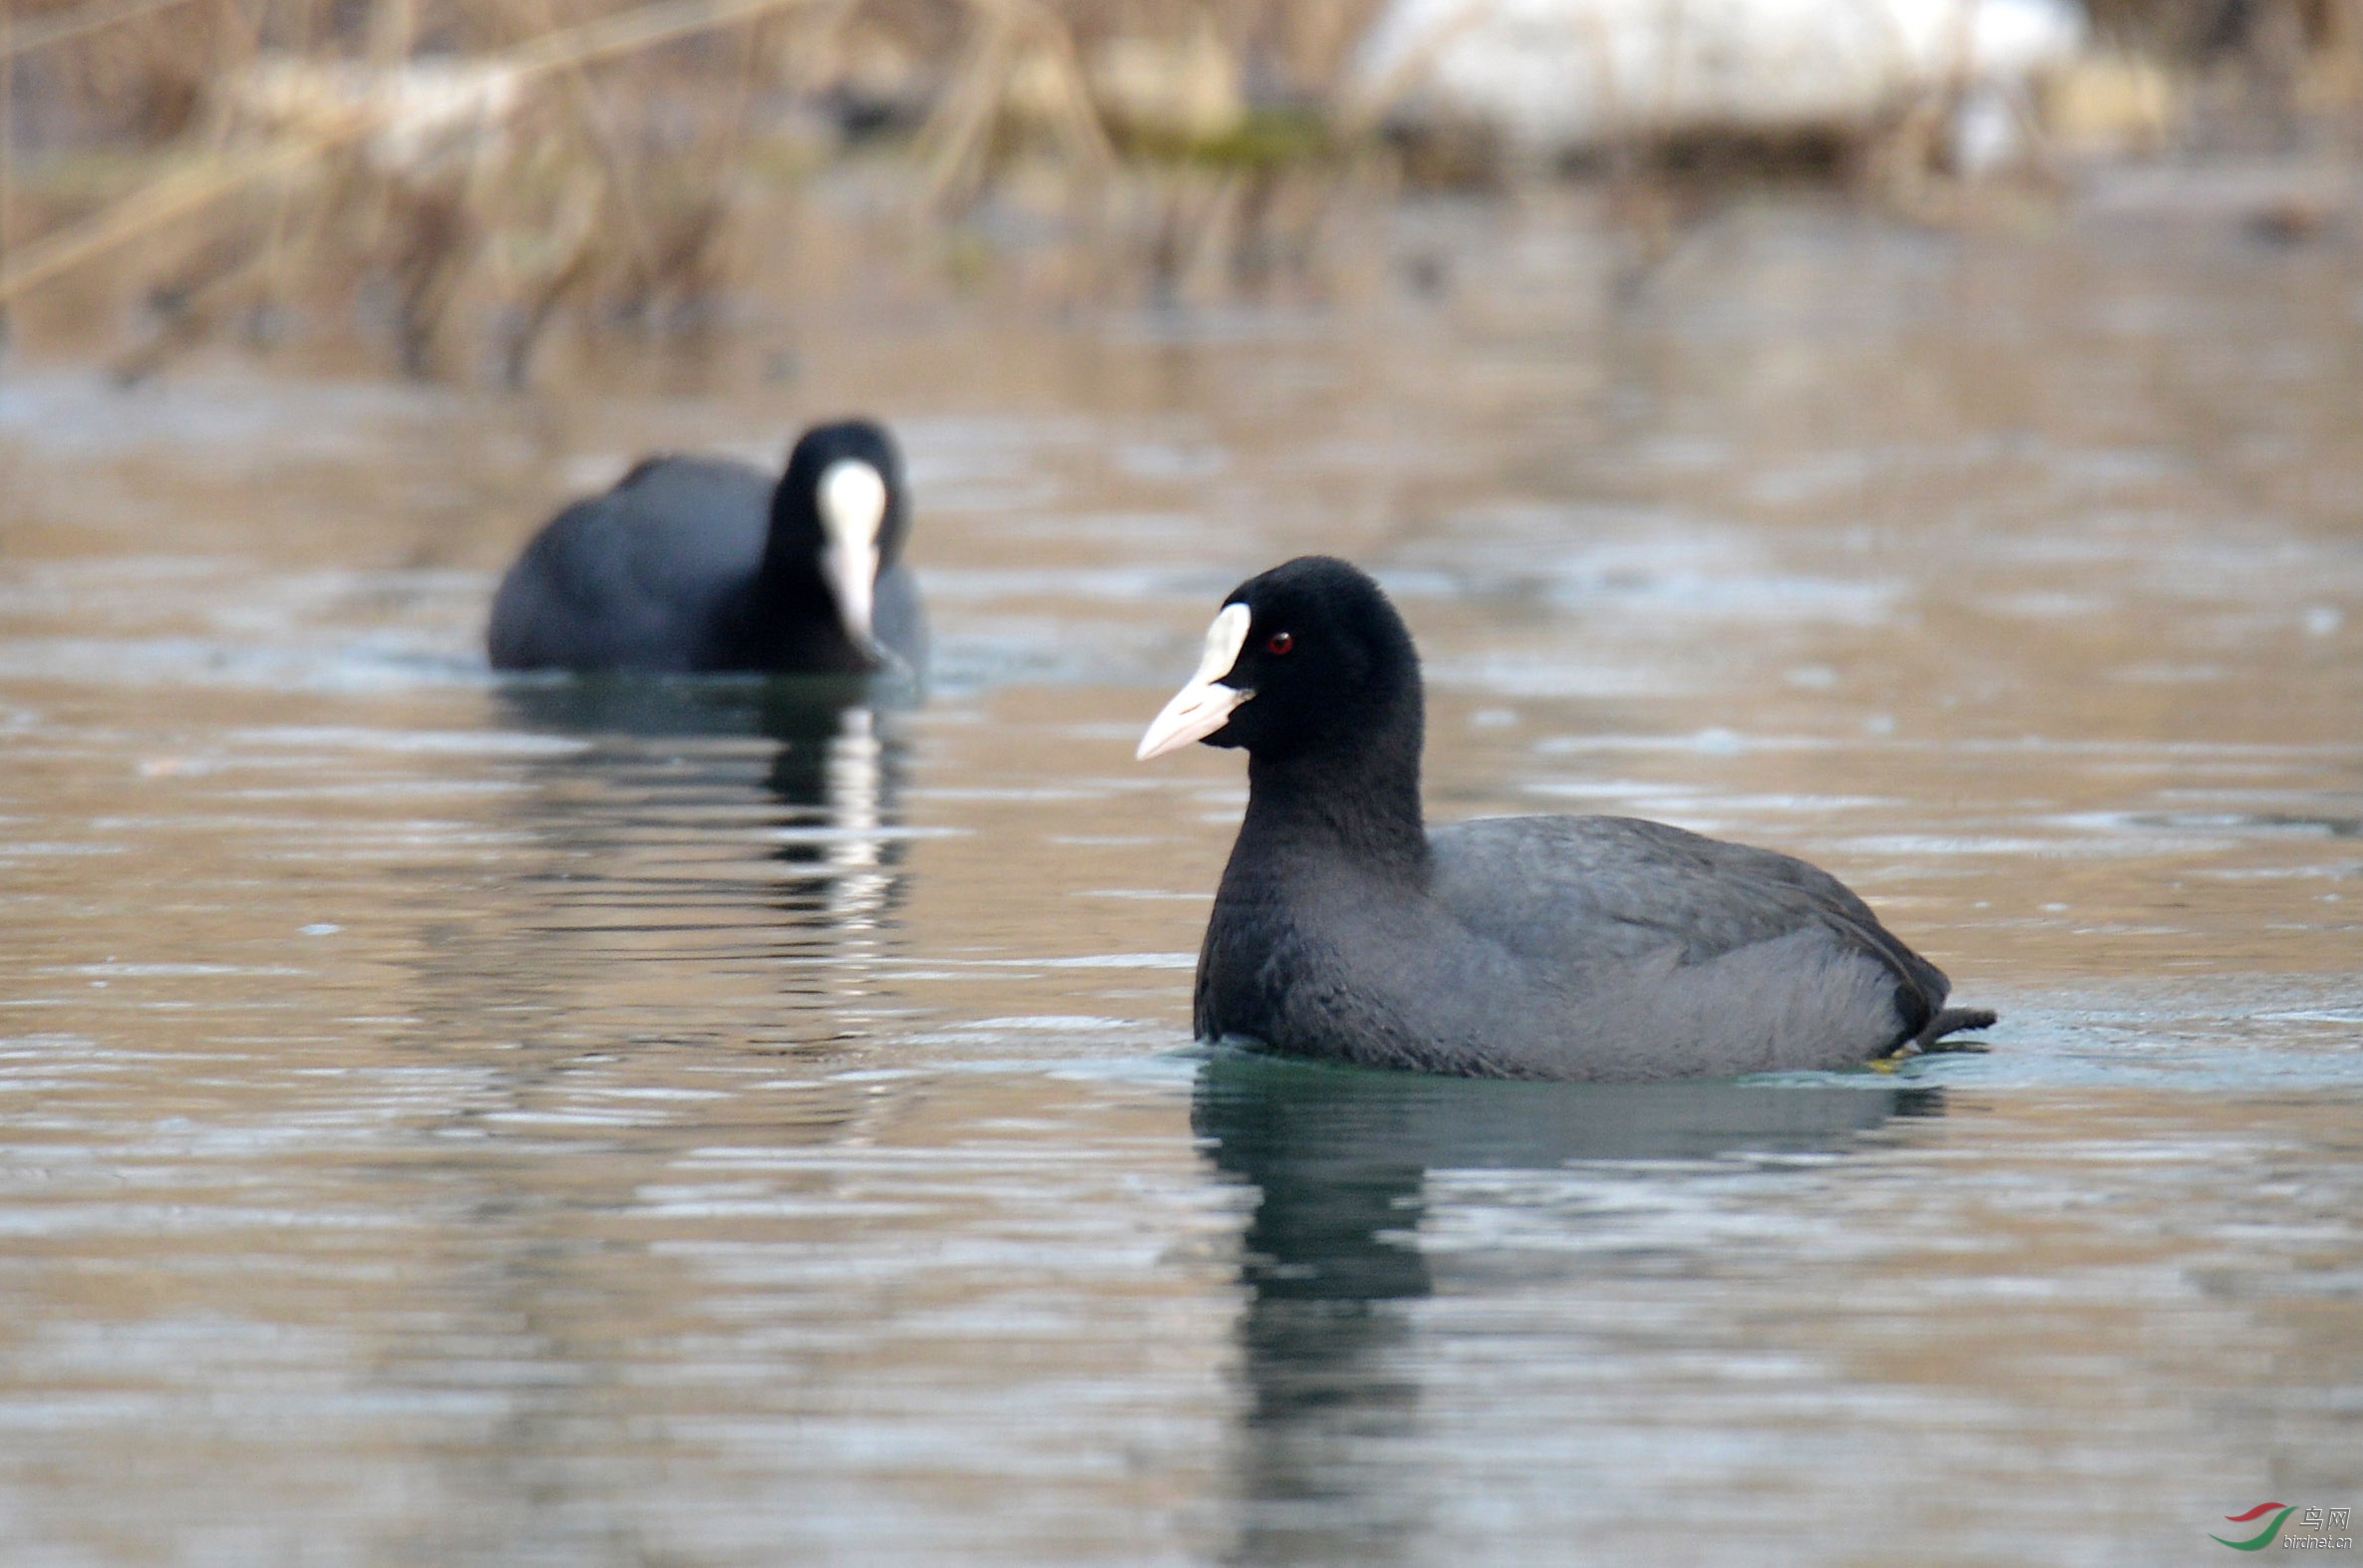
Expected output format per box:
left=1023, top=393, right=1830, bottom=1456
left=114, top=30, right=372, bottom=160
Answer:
left=1430, top=815, right=1949, bottom=1022
left=488, top=457, right=772, bottom=671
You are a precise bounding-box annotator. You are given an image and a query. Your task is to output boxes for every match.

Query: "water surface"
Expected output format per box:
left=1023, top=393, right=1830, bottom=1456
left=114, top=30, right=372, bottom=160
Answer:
left=1, top=191, right=2360, bottom=1564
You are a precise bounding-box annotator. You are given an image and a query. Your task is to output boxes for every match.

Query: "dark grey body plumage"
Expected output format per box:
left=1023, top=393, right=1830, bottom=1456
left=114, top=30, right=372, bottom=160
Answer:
left=488, top=424, right=925, bottom=675
left=1178, top=557, right=1992, bottom=1081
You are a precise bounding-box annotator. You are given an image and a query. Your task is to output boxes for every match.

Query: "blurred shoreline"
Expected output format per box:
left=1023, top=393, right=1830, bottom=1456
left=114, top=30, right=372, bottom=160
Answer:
left=0, top=0, right=2356, bottom=387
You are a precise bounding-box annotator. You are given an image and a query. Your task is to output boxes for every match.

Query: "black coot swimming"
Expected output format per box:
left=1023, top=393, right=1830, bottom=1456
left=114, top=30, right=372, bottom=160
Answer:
left=488, top=419, right=924, bottom=675
left=1137, top=555, right=1994, bottom=1081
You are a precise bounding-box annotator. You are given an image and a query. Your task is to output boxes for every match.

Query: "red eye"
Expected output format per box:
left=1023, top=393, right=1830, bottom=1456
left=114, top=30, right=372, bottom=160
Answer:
left=1265, top=631, right=1294, bottom=655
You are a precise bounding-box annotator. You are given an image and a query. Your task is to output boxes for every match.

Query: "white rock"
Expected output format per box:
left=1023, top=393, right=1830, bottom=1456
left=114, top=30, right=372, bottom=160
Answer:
left=1355, top=0, right=2084, bottom=154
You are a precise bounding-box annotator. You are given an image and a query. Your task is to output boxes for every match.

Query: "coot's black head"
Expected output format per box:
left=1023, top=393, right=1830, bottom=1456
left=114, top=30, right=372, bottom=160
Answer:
left=1138, top=555, right=1423, bottom=766
left=764, top=419, right=910, bottom=656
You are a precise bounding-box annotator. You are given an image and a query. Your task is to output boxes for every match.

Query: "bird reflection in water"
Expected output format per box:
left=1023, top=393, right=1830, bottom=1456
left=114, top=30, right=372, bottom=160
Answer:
left=755, top=686, right=907, bottom=1019
left=368, top=677, right=916, bottom=1555
left=493, top=674, right=913, bottom=1044
left=1190, top=1053, right=1943, bottom=1566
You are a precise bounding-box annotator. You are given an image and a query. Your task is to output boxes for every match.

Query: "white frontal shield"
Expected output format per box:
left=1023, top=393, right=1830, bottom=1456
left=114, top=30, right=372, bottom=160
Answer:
left=817, top=460, right=887, bottom=654
left=1138, top=603, right=1253, bottom=761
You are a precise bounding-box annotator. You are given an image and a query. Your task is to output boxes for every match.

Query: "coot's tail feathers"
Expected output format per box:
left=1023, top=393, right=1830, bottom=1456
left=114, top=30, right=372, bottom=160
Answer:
left=1909, top=1006, right=1998, bottom=1053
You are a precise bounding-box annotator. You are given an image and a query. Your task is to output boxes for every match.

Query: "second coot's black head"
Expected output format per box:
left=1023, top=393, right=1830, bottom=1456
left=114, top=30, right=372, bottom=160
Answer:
left=754, top=419, right=914, bottom=670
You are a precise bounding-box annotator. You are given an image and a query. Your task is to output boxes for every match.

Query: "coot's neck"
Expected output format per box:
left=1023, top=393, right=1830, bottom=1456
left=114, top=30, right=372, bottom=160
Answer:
left=731, top=553, right=869, bottom=673
left=1236, top=704, right=1429, bottom=881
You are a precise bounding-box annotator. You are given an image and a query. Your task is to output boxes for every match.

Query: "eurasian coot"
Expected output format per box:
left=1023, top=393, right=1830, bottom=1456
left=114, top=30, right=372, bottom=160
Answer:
left=488, top=419, right=924, bottom=675
left=1137, top=555, right=1993, bottom=1080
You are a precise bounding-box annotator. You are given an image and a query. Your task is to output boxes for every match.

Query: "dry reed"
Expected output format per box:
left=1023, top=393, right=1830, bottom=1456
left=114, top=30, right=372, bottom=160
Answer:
left=0, top=0, right=2355, bottom=383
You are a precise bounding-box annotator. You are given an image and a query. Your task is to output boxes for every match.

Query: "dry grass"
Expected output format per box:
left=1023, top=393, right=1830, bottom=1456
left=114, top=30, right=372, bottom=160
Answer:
left=5, top=0, right=855, bottom=380
left=1, top=0, right=2357, bottom=383
left=0, top=0, right=1396, bottom=380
